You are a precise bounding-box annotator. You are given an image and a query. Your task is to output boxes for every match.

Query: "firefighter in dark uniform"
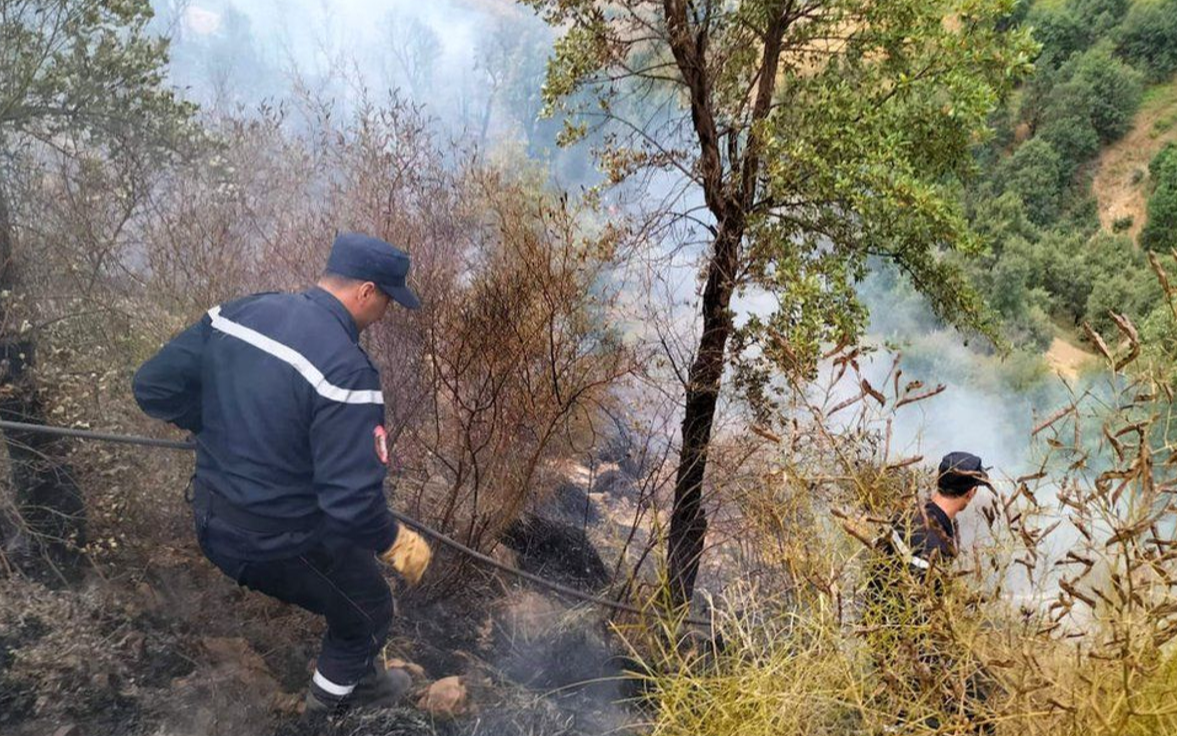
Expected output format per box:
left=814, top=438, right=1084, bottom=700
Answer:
left=883, top=451, right=992, bottom=578
left=132, top=232, right=432, bottom=719
left=867, top=451, right=995, bottom=734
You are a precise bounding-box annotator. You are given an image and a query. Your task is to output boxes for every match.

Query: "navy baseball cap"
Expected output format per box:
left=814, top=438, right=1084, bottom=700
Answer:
left=937, top=451, right=993, bottom=495
left=326, top=232, right=421, bottom=310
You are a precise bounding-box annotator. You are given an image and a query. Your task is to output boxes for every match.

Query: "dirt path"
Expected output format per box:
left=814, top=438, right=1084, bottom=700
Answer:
left=1091, top=76, right=1177, bottom=242
left=1045, top=336, right=1093, bottom=381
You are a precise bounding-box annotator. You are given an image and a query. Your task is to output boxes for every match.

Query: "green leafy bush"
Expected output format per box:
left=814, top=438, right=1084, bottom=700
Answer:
left=1082, top=234, right=1162, bottom=334
left=1026, top=5, right=1088, bottom=66
left=1035, top=229, right=1094, bottom=321
left=1067, top=42, right=1144, bottom=142
left=982, top=237, right=1052, bottom=346
left=1026, top=0, right=1128, bottom=66
left=1038, top=84, right=1102, bottom=175
left=1142, top=185, right=1177, bottom=251
left=1142, top=143, right=1177, bottom=251
left=1072, top=0, right=1131, bottom=31
left=1001, top=140, right=1065, bottom=225
left=1149, top=142, right=1177, bottom=181
left=1117, top=0, right=1177, bottom=80
left=970, top=190, right=1042, bottom=246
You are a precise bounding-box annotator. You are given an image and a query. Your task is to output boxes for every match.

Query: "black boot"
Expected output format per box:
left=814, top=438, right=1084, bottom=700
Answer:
left=300, top=689, right=339, bottom=731
left=349, top=661, right=413, bottom=710
left=301, top=672, right=347, bottom=728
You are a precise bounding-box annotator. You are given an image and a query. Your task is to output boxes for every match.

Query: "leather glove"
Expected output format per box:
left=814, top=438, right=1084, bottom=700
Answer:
left=380, top=526, right=432, bottom=586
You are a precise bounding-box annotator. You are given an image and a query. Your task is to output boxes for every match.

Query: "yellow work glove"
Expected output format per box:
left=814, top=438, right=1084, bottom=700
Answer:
left=380, top=526, right=432, bottom=586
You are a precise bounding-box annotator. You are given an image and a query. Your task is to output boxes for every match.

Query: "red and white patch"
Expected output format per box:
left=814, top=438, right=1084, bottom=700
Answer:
left=373, top=425, right=390, bottom=466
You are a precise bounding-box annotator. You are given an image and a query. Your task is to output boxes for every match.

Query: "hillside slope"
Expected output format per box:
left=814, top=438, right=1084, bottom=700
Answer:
left=1092, top=76, right=1177, bottom=241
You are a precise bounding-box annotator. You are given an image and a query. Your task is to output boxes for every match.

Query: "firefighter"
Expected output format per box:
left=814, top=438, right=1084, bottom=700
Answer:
left=133, top=232, right=432, bottom=718
left=883, top=451, right=992, bottom=578
left=867, top=451, right=996, bottom=734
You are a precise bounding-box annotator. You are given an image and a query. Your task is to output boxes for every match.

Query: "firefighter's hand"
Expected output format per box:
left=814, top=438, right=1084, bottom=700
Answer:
left=380, top=526, right=432, bottom=586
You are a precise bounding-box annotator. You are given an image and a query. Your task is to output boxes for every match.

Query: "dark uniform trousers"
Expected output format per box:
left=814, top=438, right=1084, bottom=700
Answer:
left=195, top=504, right=393, bottom=686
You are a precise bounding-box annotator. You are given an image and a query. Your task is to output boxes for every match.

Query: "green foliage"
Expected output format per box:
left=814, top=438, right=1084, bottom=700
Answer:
left=977, top=236, right=1053, bottom=350
left=1072, top=0, right=1130, bottom=26
left=1138, top=253, right=1177, bottom=387
left=1000, top=344, right=1054, bottom=389
left=527, top=0, right=1037, bottom=375
left=1014, top=42, right=1142, bottom=196
left=962, top=0, right=1156, bottom=351
left=1142, top=143, right=1177, bottom=251
left=1037, top=83, right=1101, bottom=173
left=964, top=195, right=1157, bottom=342
left=970, top=189, right=1042, bottom=245
left=1142, top=188, right=1177, bottom=251
left=1025, top=3, right=1089, bottom=65
left=1149, top=141, right=1177, bottom=181
left=1025, top=0, right=1127, bottom=66
left=0, top=0, right=197, bottom=153
left=1067, top=42, right=1144, bottom=142
left=1116, top=0, right=1177, bottom=81
left=1140, top=299, right=1177, bottom=378
left=1000, top=139, right=1064, bottom=224
left=1082, top=233, right=1161, bottom=334
left=1033, top=229, right=1091, bottom=319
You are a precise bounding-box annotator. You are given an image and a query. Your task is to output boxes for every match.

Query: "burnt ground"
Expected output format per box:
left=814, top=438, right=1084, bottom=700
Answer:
left=501, top=514, right=610, bottom=591
left=0, top=466, right=647, bottom=736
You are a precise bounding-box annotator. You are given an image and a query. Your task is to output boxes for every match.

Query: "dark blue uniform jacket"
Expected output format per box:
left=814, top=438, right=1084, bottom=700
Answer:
left=133, top=287, right=399, bottom=560
left=885, top=501, right=958, bottom=579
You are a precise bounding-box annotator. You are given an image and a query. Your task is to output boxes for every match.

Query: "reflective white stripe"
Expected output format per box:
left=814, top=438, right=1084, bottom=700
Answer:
left=208, top=306, right=383, bottom=405
left=890, top=530, right=910, bottom=556
left=313, top=669, right=355, bottom=696
left=890, top=530, right=930, bottom=570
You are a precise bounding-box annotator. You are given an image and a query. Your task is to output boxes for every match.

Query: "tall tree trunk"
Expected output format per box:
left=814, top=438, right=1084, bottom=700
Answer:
left=660, top=0, right=787, bottom=612
left=667, top=220, right=741, bottom=609
left=0, top=167, right=86, bottom=581
left=660, top=0, right=735, bottom=612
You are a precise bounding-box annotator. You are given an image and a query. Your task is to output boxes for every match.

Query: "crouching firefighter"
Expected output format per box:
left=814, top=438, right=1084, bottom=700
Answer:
left=132, top=233, right=433, bottom=719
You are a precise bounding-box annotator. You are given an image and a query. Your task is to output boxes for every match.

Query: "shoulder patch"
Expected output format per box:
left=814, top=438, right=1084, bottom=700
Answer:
left=373, top=424, right=389, bottom=465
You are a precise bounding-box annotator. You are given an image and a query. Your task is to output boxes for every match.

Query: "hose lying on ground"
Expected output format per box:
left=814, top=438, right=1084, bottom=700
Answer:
left=0, top=418, right=711, bottom=628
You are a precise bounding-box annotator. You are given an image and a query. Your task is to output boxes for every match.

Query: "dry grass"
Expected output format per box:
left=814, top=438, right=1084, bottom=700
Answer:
left=620, top=297, right=1177, bottom=735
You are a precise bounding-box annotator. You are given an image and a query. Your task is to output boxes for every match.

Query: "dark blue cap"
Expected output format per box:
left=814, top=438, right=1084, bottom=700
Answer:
left=326, top=232, right=420, bottom=310
left=937, top=451, right=993, bottom=495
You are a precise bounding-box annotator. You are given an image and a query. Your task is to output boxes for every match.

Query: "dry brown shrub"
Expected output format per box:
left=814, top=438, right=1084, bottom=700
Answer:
left=627, top=318, right=1177, bottom=735
left=4, top=91, right=633, bottom=577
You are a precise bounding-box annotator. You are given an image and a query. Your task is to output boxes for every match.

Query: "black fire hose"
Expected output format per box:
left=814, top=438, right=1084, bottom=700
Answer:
left=0, top=418, right=712, bottom=628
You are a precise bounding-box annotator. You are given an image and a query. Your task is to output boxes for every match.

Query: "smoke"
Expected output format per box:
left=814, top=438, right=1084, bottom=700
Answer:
left=152, top=0, right=1085, bottom=494
left=852, top=266, right=1138, bottom=612
left=156, top=0, right=561, bottom=144
left=152, top=0, right=1100, bottom=629
left=856, top=267, right=1059, bottom=482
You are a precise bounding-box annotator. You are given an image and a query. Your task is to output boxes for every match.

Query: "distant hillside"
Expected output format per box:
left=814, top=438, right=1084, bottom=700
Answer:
left=955, top=0, right=1177, bottom=360
left=1093, top=76, right=1177, bottom=241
